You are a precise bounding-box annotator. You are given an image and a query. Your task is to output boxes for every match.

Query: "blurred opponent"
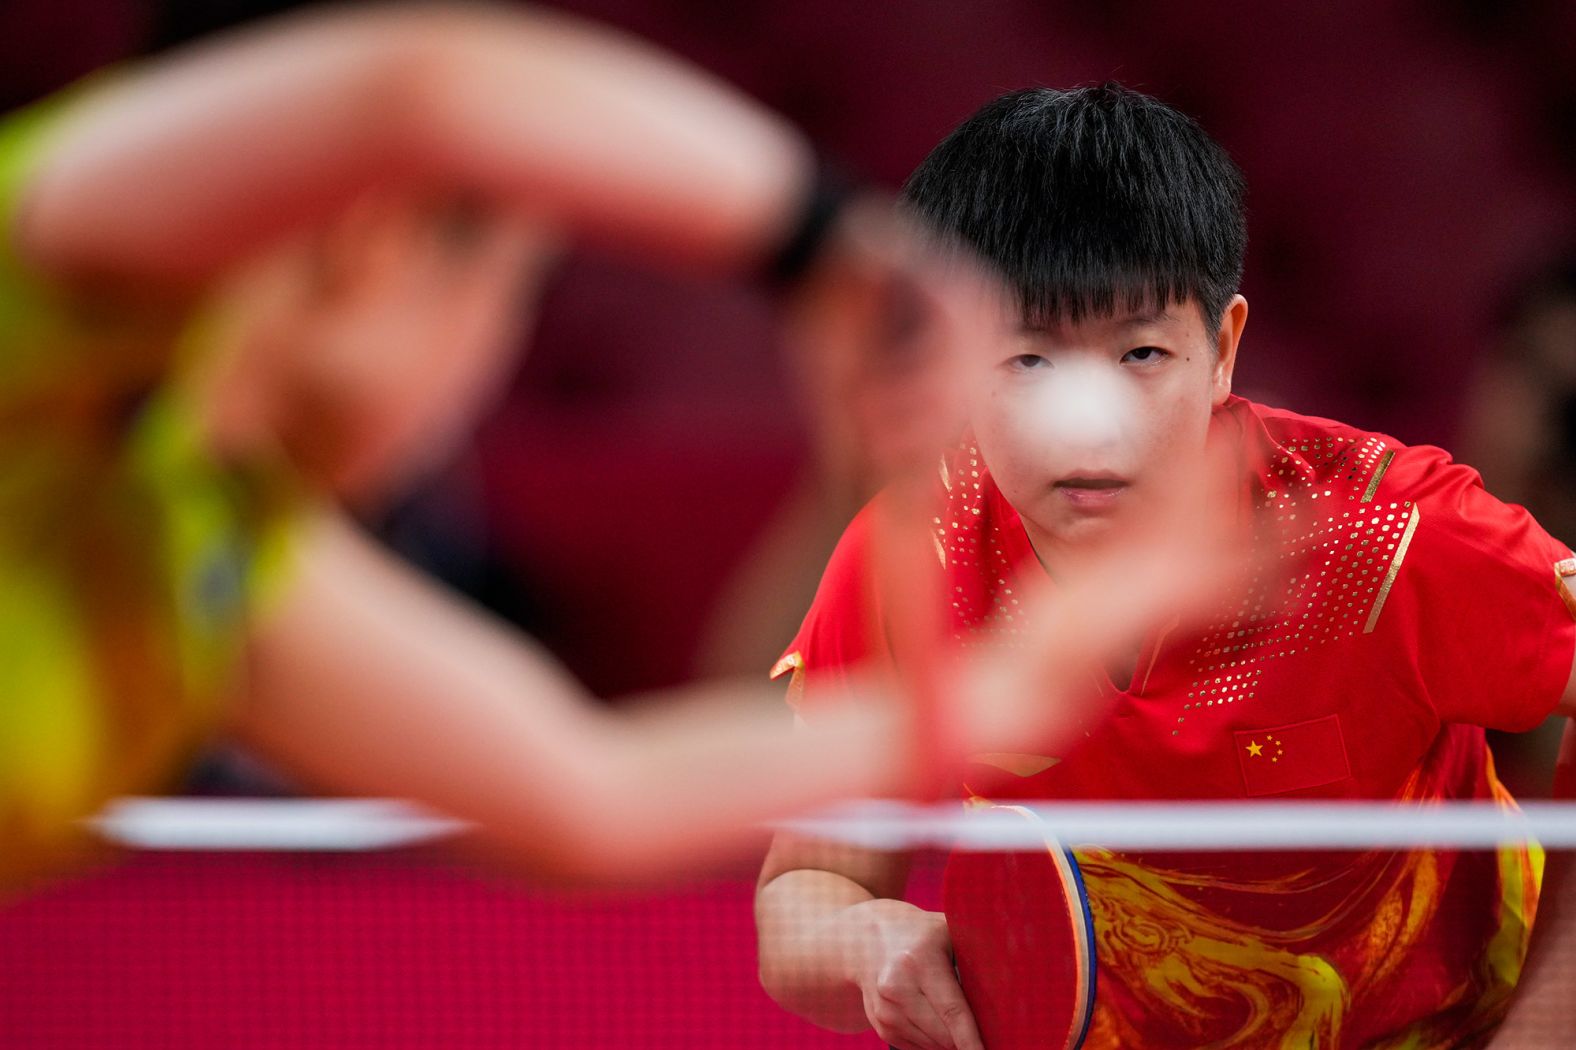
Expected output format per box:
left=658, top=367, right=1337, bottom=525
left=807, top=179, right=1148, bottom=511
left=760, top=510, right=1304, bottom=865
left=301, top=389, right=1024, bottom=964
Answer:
left=0, top=3, right=1210, bottom=892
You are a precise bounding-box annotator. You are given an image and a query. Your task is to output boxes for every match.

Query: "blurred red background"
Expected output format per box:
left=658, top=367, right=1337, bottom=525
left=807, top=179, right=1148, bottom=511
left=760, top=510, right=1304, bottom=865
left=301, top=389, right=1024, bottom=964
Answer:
left=0, top=1, right=1571, bottom=1045
left=4, top=0, right=1571, bottom=696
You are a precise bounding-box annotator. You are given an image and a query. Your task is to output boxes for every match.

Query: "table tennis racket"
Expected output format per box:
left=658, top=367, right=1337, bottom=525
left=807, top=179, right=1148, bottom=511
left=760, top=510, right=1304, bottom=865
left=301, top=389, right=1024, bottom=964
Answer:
left=941, top=803, right=1096, bottom=1050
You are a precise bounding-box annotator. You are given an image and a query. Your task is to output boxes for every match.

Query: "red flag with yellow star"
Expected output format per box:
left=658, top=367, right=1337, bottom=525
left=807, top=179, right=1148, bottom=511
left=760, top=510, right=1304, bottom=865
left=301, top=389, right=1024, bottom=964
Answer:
left=1234, top=715, right=1351, bottom=796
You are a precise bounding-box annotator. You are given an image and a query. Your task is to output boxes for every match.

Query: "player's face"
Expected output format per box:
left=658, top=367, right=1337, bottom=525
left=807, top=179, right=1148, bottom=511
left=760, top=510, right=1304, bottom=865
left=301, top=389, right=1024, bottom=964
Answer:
left=971, top=295, right=1247, bottom=565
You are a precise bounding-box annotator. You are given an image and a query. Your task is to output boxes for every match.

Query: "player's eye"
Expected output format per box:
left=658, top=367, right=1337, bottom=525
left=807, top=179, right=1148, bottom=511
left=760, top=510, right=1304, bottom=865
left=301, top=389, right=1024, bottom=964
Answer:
left=1121, top=345, right=1170, bottom=366
left=1006, top=353, right=1050, bottom=372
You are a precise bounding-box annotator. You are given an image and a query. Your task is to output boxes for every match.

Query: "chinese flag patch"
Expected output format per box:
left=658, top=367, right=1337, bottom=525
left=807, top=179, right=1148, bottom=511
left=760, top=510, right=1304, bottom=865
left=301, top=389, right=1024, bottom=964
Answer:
left=1234, top=715, right=1352, bottom=797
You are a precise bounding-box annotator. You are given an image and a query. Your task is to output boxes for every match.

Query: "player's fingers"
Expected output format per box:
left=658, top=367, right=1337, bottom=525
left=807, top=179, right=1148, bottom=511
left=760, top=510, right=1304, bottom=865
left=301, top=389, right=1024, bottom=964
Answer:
left=1021, top=443, right=1259, bottom=657
left=852, top=253, right=994, bottom=482
left=783, top=198, right=1001, bottom=489
left=869, top=1007, right=950, bottom=1050
left=868, top=957, right=964, bottom=1050
left=916, top=968, right=985, bottom=1050
left=979, top=525, right=1258, bottom=752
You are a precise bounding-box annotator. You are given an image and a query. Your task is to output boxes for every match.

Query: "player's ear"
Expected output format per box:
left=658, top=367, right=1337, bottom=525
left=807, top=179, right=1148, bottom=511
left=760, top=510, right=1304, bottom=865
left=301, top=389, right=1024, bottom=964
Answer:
left=1210, top=294, right=1248, bottom=408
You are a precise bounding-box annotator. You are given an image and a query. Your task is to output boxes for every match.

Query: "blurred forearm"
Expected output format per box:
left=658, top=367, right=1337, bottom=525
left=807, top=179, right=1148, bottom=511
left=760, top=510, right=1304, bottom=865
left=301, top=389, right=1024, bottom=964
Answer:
left=227, top=512, right=910, bottom=884
left=19, top=3, right=811, bottom=287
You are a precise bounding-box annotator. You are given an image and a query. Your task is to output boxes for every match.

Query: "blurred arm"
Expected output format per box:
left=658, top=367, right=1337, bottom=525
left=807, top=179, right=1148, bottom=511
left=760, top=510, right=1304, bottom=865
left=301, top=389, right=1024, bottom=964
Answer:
left=226, top=511, right=909, bottom=884
left=16, top=2, right=811, bottom=287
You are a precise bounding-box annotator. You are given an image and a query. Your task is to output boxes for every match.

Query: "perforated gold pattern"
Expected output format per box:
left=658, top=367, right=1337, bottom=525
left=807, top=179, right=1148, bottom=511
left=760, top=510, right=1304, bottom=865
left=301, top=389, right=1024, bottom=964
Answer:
left=1176, top=434, right=1407, bottom=734
left=935, top=430, right=1412, bottom=735
left=934, top=445, right=1029, bottom=646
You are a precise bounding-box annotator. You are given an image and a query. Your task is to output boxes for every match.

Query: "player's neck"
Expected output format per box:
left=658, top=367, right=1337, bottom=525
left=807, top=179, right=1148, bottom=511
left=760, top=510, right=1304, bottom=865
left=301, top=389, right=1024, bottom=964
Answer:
left=1105, top=648, right=1140, bottom=693
left=1022, top=528, right=1144, bottom=693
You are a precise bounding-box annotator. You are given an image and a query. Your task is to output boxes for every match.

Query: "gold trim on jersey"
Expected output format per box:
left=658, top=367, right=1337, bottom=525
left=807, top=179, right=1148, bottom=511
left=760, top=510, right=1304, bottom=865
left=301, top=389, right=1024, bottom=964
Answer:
left=1364, top=504, right=1420, bottom=634
left=1360, top=450, right=1396, bottom=503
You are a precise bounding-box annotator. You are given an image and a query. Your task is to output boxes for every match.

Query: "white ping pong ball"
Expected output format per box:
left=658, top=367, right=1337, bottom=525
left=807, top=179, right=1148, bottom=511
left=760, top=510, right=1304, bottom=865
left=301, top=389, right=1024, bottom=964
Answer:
left=1037, top=358, right=1135, bottom=451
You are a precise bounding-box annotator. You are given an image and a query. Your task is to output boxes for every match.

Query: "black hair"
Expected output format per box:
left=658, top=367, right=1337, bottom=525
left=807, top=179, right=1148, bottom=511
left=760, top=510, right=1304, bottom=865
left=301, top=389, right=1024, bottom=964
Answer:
left=902, top=83, right=1247, bottom=333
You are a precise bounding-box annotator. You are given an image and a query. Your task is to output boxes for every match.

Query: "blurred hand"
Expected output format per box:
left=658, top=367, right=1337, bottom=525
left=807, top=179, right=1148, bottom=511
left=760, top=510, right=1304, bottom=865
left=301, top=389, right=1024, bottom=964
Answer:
left=782, top=198, right=1009, bottom=496
left=849, top=898, right=983, bottom=1050
left=200, top=191, right=559, bottom=508
left=950, top=437, right=1261, bottom=762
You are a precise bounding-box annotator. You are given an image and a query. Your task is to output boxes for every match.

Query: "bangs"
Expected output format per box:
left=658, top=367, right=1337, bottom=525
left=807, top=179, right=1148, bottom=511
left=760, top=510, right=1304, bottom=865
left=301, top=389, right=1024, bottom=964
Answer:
left=903, top=84, right=1246, bottom=334
left=1017, top=268, right=1197, bottom=330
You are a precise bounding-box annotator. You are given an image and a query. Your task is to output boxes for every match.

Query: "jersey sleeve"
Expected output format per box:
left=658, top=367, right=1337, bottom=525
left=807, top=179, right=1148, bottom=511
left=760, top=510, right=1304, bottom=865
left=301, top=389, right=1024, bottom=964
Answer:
left=770, top=502, right=892, bottom=719
left=1382, top=446, right=1576, bottom=731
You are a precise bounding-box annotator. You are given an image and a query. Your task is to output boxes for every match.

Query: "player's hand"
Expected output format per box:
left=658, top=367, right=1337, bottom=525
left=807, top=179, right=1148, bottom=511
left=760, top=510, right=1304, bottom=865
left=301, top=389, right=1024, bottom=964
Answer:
left=849, top=898, right=984, bottom=1050
left=781, top=197, right=1008, bottom=495
left=199, top=190, right=559, bottom=508
left=955, top=437, right=1262, bottom=760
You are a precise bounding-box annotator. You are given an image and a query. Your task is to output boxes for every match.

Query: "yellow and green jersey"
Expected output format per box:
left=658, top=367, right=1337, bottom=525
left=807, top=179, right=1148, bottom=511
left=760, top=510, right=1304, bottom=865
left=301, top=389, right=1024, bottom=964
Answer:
left=0, top=90, right=296, bottom=890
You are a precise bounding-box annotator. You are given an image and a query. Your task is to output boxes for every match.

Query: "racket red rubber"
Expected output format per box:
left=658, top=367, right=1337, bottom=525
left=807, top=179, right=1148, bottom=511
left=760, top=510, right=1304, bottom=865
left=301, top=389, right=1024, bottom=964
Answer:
left=941, top=804, right=1096, bottom=1050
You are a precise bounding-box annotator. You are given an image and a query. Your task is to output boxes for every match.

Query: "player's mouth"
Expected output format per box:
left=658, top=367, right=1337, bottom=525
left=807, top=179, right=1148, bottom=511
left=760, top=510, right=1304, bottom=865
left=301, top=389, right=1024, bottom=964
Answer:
left=1053, top=472, right=1131, bottom=510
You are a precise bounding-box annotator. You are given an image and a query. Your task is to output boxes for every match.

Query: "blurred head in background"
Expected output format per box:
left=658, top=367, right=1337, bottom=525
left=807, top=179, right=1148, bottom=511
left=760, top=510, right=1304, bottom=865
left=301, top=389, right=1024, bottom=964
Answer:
left=1462, top=252, right=1576, bottom=547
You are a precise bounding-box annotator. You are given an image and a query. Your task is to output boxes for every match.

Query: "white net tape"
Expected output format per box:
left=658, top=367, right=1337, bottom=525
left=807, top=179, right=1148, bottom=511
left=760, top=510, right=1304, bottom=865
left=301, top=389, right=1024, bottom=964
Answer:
left=90, top=798, right=467, bottom=851
left=91, top=797, right=1576, bottom=852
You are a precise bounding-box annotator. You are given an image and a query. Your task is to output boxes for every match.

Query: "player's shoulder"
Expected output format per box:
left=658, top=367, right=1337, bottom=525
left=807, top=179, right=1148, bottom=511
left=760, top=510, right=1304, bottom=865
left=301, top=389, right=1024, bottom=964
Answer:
left=819, top=498, right=881, bottom=592
left=1238, top=397, right=1472, bottom=508
left=773, top=498, right=886, bottom=681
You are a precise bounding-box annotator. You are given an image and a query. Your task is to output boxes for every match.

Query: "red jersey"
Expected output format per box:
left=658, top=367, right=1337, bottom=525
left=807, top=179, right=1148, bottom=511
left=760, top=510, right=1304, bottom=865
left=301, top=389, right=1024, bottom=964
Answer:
left=775, top=397, right=1576, bottom=1049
